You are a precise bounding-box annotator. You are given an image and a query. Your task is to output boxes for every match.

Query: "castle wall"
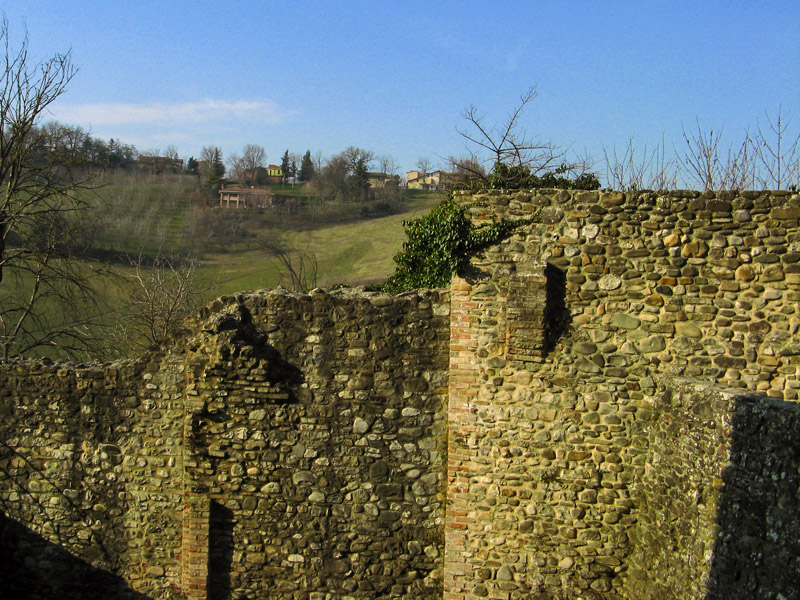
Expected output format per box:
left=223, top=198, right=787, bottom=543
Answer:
left=1, top=189, right=800, bottom=599
left=0, top=288, right=451, bottom=600
left=0, top=353, right=188, bottom=599
left=444, top=188, right=800, bottom=599
left=180, top=289, right=450, bottom=599
left=625, top=381, right=800, bottom=599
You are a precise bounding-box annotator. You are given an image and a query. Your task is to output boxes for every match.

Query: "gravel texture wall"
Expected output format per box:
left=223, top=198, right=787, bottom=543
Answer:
left=626, top=381, right=800, bottom=600
left=0, top=353, right=187, bottom=599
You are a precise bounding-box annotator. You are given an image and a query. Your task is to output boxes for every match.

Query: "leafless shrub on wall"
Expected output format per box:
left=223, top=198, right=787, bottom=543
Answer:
left=606, top=108, right=798, bottom=192
left=603, top=135, right=678, bottom=191
left=456, top=86, right=590, bottom=183
left=754, top=106, right=800, bottom=190
left=677, top=120, right=760, bottom=192
left=120, top=254, right=213, bottom=352
left=679, top=120, right=724, bottom=191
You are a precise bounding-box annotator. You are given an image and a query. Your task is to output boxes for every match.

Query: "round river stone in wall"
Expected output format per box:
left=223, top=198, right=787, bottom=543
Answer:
left=611, top=313, right=641, bottom=329
left=582, top=224, right=600, bottom=239
left=598, top=274, right=622, bottom=291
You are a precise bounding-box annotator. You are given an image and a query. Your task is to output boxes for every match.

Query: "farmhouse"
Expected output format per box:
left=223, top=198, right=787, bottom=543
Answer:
left=406, top=169, right=456, bottom=191
left=244, top=164, right=284, bottom=185
left=136, top=155, right=183, bottom=174
left=218, top=185, right=275, bottom=208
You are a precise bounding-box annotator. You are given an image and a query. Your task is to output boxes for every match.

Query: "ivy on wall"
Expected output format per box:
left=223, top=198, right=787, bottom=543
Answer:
left=383, top=198, right=532, bottom=293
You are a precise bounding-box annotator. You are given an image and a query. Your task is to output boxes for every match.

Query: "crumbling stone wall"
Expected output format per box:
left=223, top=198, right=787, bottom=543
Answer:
left=0, top=354, right=187, bottom=599
left=181, top=289, right=450, bottom=599
left=625, top=381, right=800, bottom=600
left=461, top=188, right=800, bottom=398
left=0, top=288, right=450, bottom=600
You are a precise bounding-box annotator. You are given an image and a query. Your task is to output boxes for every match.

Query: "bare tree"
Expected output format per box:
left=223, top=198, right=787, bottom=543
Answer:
left=312, top=153, right=349, bottom=195
left=121, top=255, right=212, bottom=352
left=163, top=144, right=179, bottom=160
left=261, top=233, right=318, bottom=292
left=241, top=144, right=266, bottom=172
left=416, top=157, right=432, bottom=176
left=678, top=120, right=758, bottom=191
left=457, top=86, right=575, bottom=178
left=200, top=145, right=221, bottom=165
left=313, top=150, right=325, bottom=174
left=226, top=153, right=244, bottom=183
left=447, top=153, right=487, bottom=182
left=340, top=146, right=374, bottom=172
left=0, top=19, right=107, bottom=359
left=603, top=135, right=678, bottom=191
left=379, top=155, right=399, bottom=176
left=723, top=134, right=758, bottom=191
left=40, top=121, right=90, bottom=159
left=754, top=106, right=799, bottom=190
left=678, top=120, right=725, bottom=191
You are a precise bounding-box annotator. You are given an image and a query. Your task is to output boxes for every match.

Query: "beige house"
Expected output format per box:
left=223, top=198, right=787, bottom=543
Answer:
left=218, top=186, right=275, bottom=208
left=367, top=172, right=395, bottom=188
left=406, top=170, right=456, bottom=191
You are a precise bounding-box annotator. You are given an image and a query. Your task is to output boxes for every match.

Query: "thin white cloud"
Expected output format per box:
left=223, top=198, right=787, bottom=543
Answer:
left=49, top=99, right=292, bottom=126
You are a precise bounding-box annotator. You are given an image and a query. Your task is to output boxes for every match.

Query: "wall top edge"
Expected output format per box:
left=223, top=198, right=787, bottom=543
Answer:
left=453, top=188, right=798, bottom=197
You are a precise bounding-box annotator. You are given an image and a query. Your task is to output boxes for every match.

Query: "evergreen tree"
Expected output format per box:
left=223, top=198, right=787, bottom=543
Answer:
left=298, top=150, right=315, bottom=182
left=203, top=147, right=225, bottom=191
left=281, top=150, right=290, bottom=184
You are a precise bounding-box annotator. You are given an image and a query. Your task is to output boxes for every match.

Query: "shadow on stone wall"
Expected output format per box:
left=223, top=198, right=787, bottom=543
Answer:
left=207, top=500, right=234, bottom=600
left=543, top=263, right=570, bottom=355
left=0, top=511, right=152, bottom=600
left=705, top=395, right=800, bottom=599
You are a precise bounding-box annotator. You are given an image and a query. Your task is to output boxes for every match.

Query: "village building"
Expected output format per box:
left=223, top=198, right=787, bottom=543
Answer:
left=405, top=169, right=456, bottom=191
left=136, top=155, right=184, bottom=174
left=218, top=185, right=275, bottom=208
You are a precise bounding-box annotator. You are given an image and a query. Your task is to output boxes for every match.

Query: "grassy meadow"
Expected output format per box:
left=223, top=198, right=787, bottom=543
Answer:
left=7, top=172, right=444, bottom=359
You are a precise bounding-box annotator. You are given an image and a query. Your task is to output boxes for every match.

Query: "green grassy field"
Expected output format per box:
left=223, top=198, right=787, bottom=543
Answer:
left=87, top=171, right=202, bottom=258
left=202, top=189, right=444, bottom=293
left=3, top=173, right=445, bottom=359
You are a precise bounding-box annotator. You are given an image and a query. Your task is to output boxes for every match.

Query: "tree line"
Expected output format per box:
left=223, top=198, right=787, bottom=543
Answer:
left=193, top=142, right=404, bottom=206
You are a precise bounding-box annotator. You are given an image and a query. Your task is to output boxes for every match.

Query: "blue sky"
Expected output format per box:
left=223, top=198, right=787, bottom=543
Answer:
left=3, top=1, right=798, bottom=178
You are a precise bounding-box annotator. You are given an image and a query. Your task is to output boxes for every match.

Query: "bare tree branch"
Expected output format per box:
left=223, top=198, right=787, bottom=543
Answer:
left=456, top=86, right=588, bottom=187
left=119, top=254, right=213, bottom=352
left=755, top=106, right=800, bottom=190
left=261, top=233, right=318, bottom=292
left=603, top=135, right=678, bottom=191
left=0, top=18, right=109, bottom=359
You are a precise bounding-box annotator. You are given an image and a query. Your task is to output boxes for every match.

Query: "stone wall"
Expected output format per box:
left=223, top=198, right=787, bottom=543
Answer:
left=444, top=188, right=800, bottom=599
left=0, top=288, right=450, bottom=600
left=625, top=381, right=800, bottom=599
left=0, top=355, right=187, bottom=599
left=2, top=189, right=800, bottom=599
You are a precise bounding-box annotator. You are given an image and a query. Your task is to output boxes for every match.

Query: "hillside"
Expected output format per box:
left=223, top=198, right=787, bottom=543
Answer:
left=70, top=172, right=445, bottom=357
